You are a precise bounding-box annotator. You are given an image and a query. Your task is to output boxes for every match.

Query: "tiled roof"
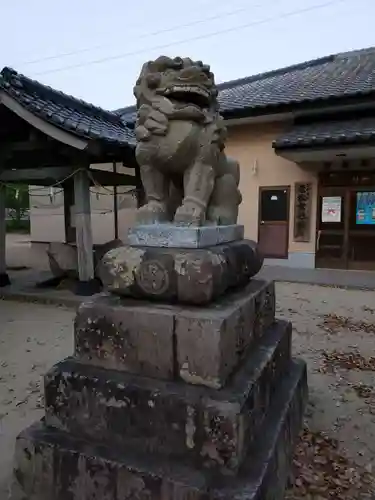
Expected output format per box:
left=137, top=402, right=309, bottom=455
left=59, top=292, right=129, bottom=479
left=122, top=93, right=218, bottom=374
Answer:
left=115, top=105, right=137, bottom=128
left=115, top=47, right=375, bottom=124
left=273, top=117, right=375, bottom=149
left=0, top=67, right=135, bottom=147
left=218, top=47, right=375, bottom=116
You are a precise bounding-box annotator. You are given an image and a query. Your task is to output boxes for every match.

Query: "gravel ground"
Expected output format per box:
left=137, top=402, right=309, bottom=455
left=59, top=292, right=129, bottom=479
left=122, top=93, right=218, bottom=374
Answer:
left=0, top=282, right=375, bottom=498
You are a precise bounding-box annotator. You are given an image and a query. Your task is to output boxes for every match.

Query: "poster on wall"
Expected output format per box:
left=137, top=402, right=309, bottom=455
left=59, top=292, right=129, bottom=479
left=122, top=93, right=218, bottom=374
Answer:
left=322, top=196, right=342, bottom=223
left=356, top=191, right=375, bottom=225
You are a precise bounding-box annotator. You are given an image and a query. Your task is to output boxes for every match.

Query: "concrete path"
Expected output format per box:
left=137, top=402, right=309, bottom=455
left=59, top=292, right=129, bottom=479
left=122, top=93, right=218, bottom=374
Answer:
left=259, top=265, right=375, bottom=290
left=0, top=272, right=82, bottom=309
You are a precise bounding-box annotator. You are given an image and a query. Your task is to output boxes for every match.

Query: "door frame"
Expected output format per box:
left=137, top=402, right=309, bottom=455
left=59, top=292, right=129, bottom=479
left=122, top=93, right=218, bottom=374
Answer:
left=257, top=185, right=290, bottom=259
left=315, top=185, right=348, bottom=269
left=316, top=184, right=375, bottom=269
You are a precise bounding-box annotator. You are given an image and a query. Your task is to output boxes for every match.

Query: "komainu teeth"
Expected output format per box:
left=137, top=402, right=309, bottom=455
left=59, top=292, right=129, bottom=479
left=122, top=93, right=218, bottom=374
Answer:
left=163, top=84, right=210, bottom=100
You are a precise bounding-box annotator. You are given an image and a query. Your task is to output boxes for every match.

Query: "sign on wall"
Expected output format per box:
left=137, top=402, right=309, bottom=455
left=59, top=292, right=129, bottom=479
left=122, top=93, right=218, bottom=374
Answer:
left=294, top=182, right=312, bottom=242
left=356, top=191, right=375, bottom=225
left=321, top=196, right=341, bottom=223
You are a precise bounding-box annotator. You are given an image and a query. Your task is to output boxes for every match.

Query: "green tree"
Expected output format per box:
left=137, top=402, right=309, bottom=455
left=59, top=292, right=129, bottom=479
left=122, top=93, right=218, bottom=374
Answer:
left=5, top=184, right=30, bottom=232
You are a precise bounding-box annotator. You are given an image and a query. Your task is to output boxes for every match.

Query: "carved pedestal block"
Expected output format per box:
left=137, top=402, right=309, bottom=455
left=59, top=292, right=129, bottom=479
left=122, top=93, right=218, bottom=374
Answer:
left=98, top=239, right=263, bottom=305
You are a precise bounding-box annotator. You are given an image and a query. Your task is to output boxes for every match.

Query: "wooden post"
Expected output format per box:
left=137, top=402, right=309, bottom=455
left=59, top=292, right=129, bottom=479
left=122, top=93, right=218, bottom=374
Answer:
left=73, top=169, right=98, bottom=295
left=0, top=184, right=10, bottom=286
left=113, top=161, right=119, bottom=239
left=63, top=180, right=76, bottom=243
left=134, top=163, right=146, bottom=208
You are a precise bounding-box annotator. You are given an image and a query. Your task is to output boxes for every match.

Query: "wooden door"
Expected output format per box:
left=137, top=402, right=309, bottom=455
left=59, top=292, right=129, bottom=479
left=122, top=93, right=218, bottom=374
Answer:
left=258, top=187, right=290, bottom=259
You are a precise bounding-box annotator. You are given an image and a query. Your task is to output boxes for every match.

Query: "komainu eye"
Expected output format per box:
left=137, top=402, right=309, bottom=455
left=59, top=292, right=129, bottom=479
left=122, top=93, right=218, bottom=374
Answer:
left=147, top=73, right=161, bottom=88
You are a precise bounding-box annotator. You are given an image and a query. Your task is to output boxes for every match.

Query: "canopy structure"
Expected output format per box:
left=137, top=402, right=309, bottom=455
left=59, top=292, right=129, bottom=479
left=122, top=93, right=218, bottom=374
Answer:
left=273, top=116, right=375, bottom=162
left=0, top=67, right=140, bottom=294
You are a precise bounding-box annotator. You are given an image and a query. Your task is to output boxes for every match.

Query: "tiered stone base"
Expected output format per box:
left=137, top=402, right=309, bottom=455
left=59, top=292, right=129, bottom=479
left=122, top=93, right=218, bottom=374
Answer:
left=13, top=265, right=307, bottom=499
left=74, top=280, right=275, bottom=387
left=15, top=360, right=306, bottom=500
left=44, top=319, right=291, bottom=471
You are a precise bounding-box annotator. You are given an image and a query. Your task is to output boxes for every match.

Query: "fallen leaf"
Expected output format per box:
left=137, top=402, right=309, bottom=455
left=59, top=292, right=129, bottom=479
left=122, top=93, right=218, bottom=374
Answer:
left=318, top=313, right=375, bottom=335
left=286, top=427, right=374, bottom=499
left=320, top=351, right=375, bottom=373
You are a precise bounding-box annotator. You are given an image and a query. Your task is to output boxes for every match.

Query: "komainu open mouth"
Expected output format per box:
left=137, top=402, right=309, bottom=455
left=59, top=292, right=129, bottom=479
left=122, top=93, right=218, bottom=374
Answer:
left=164, top=85, right=211, bottom=108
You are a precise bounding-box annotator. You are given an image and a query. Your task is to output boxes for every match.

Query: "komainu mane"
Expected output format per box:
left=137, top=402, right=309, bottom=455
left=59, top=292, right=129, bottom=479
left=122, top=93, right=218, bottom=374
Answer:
left=133, top=55, right=242, bottom=226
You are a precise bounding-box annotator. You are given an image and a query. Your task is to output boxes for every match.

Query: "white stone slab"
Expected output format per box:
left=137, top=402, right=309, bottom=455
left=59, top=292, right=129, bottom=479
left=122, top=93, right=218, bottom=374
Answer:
left=128, top=224, right=244, bottom=248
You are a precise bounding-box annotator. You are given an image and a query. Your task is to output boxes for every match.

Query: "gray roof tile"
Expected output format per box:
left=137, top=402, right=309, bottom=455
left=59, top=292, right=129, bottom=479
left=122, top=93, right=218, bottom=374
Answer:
left=273, top=117, right=375, bottom=149
left=0, top=67, right=136, bottom=147
left=114, top=105, right=137, bottom=127
left=217, top=47, right=375, bottom=115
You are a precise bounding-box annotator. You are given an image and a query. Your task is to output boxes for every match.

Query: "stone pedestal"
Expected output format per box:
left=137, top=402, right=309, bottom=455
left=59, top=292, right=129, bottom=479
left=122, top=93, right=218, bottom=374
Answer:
left=128, top=224, right=245, bottom=248
left=98, top=239, right=263, bottom=305
left=13, top=226, right=307, bottom=500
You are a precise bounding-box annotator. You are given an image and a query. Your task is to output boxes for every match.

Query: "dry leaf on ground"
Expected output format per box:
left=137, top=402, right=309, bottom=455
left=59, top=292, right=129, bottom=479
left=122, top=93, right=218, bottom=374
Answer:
left=320, top=351, right=375, bottom=373
left=319, top=314, right=375, bottom=335
left=286, top=427, right=374, bottom=499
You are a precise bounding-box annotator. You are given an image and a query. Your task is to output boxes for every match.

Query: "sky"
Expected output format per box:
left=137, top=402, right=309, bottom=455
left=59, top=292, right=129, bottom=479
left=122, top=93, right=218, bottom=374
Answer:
left=1, top=0, right=374, bottom=111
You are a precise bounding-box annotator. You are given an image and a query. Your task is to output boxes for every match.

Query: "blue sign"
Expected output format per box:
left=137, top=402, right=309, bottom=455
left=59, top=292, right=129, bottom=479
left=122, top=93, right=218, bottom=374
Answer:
left=356, top=191, right=375, bottom=225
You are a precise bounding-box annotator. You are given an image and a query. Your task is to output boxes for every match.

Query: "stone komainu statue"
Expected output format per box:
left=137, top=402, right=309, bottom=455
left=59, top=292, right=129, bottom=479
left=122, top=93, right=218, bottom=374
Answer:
left=133, top=55, right=242, bottom=226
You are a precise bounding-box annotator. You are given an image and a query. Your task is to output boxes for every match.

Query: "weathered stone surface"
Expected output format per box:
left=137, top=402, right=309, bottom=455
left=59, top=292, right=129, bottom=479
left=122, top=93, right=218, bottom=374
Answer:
left=94, top=238, right=124, bottom=269
left=47, top=239, right=123, bottom=279
left=212, top=359, right=308, bottom=499
left=47, top=242, right=77, bottom=278
left=45, top=320, right=291, bottom=473
left=98, top=239, right=263, bottom=305
left=15, top=360, right=307, bottom=500
left=74, top=294, right=175, bottom=379
left=74, top=280, right=275, bottom=385
left=128, top=224, right=244, bottom=248
left=133, top=56, right=242, bottom=227
left=176, top=280, right=275, bottom=388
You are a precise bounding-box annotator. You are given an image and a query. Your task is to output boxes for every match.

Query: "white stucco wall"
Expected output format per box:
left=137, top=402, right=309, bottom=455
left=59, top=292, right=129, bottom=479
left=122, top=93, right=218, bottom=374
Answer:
left=29, top=163, right=137, bottom=244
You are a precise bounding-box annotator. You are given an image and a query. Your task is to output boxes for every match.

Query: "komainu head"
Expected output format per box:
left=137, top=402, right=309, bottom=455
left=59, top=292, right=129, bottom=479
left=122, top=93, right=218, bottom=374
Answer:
left=133, top=55, right=219, bottom=111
